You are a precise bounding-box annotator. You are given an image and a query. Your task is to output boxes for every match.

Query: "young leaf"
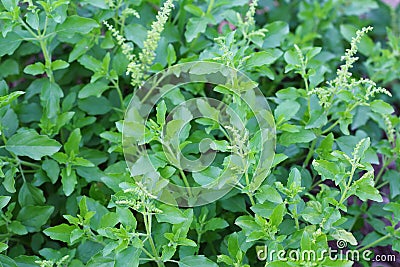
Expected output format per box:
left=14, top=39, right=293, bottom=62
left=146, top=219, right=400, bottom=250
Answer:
left=6, top=130, right=62, bottom=160
left=23, top=62, right=45, bottom=75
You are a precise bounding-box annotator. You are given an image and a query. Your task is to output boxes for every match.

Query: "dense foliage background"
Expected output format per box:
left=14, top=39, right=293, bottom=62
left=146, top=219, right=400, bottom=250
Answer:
left=0, top=0, right=399, bottom=266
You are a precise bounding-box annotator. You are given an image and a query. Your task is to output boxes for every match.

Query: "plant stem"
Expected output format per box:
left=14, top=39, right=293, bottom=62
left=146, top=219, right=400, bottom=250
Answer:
left=375, top=157, right=391, bottom=185
left=39, top=40, right=54, bottom=82
left=110, top=78, right=125, bottom=110
left=179, top=169, right=193, bottom=197
left=358, top=232, right=394, bottom=252
left=376, top=180, right=389, bottom=189
left=303, top=139, right=317, bottom=167
left=144, top=213, right=165, bottom=267
left=321, top=119, right=340, bottom=134
left=337, top=164, right=357, bottom=208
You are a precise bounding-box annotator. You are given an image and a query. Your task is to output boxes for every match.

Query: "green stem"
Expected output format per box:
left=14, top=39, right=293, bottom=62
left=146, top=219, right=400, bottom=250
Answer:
left=18, top=17, right=39, bottom=38
left=348, top=213, right=360, bottom=231
left=206, top=0, right=215, bottom=14
left=144, top=213, right=164, bottom=267
left=39, top=40, right=54, bottom=82
left=0, top=156, right=41, bottom=168
left=179, top=169, right=193, bottom=197
left=303, top=139, right=317, bottom=167
left=110, top=78, right=124, bottom=110
left=337, top=164, right=357, bottom=208
left=321, top=119, right=340, bottom=135
left=302, top=74, right=310, bottom=115
left=376, top=180, right=389, bottom=190
left=322, top=102, right=359, bottom=134
left=375, top=157, right=391, bottom=185
left=242, top=159, right=255, bottom=206
left=358, top=232, right=393, bottom=252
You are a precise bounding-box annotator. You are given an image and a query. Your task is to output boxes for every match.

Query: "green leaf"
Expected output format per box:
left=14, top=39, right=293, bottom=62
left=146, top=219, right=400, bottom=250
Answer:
left=184, top=4, right=204, bottom=16
left=384, top=203, right=400, bottom=221
left=0, top=196, right=11, bottom=210
left=78, top=81, right=110, bottom=98
left=8, top=221, right=27, bottom=235
left=72, top=157, right=95, bottom=167
left=61, top=168, right=77, bottom=196
left=0, top=59, right=19, bottom=78
left=40, top=80, right=64, bottom=118
left=167, top=44, right=177, bottom=65
left=192, top=166, right=221, bottom=186
left=23, top=62, right=45, bottom=75
left=263, top=21, right=289, bottom=48
left=69, top=38, right=92, bottom=62
left=0, top=32, right=22, bottom=57
left=65, top=128, right=81, bottom=156
left=26, top=11, right=39, bottom=30
left=312, top=159, right=340, bottom=182
left=370, top=100, right=394, bottom=115
left=185, top=17, right=211, bottom=42
left=344, top=0, right=378, bottom=16
left=56, top=15, right=99, bottom=38
left=1, top=0, right=17, bottom=11
left=43, top=224, right=76, bottom=243
left=125, top=24, right=147, bottom=48
left=331, top=229, right=358, bottom=246
left=227, top=232, right=240, bottom=258
left=18, top=182, right=45, bottom=206
left=156, top=100, right=167, bottom=126
left=179, top=256, right=218, bottom=267
left=42, top=159, right=60, bottom=184
left=271, top=153, right=288, bottom=168
left=0, top=255, right=17, bottom=267
left=354, top=172, right=382, bottom=202
left=0, top=242, right=8, bottom=253
left=383, top=170, right=400, bottom=198
left=274, top=100, right=300, bottom=123
left=6, top=130, right=62, bottom=160
left=17, top=205, right=54, bottom=232
left=279, top=129, right=316, bottom=146
left=78, top=96, right=112, bottom=115
left=270, top=203, right=286, bottom=226
left=306, top=108, right=328, bottom=129
left=284, top=49, right=301, bottom=66
left=2, top=167, right=17, bottom=193
left=255, top=185, right=282, bottom=204
left=0, top=91, right=24, bottom=109
left=156, top=205, right=187, bottom=224
left=246, top=49, right=283, bottom=68
left=204, top=218, right=229, bottom=231
left=51, top=60, right=70, bottom=71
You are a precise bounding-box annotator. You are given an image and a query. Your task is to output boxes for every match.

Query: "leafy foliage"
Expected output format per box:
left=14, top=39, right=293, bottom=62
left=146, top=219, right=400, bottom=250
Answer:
left=0, top=0, right=399, bottom=266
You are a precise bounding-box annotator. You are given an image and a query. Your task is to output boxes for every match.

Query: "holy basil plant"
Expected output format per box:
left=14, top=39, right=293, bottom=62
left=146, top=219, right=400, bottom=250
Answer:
left=0, top=0, right=399, bottom=267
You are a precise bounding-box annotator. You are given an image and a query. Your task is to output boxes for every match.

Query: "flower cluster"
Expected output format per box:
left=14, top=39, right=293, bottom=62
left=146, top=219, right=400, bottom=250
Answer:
left=114, top=182, right=162, bottom=214
left=213, top=36, right=235, bottom=67
left=242, top=0, right=268, bottom=39
left=128, top=0, right=174, bottom=86
left=104, top=0, right=174, bottom=87
left=225, top=125, right=249, bottom=157
left=103, top=20, right=134, bottom=61
left=310, top=26, right=391, bottom=109
left=384, top=115, right=396, bottom=144
left=335, top=26, right=374, bottom=88
left=35, top=255, right=70, bottom=267
left=244, top=0, right=258, bottom=28
left=121, top=8, right=140, bottom=19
